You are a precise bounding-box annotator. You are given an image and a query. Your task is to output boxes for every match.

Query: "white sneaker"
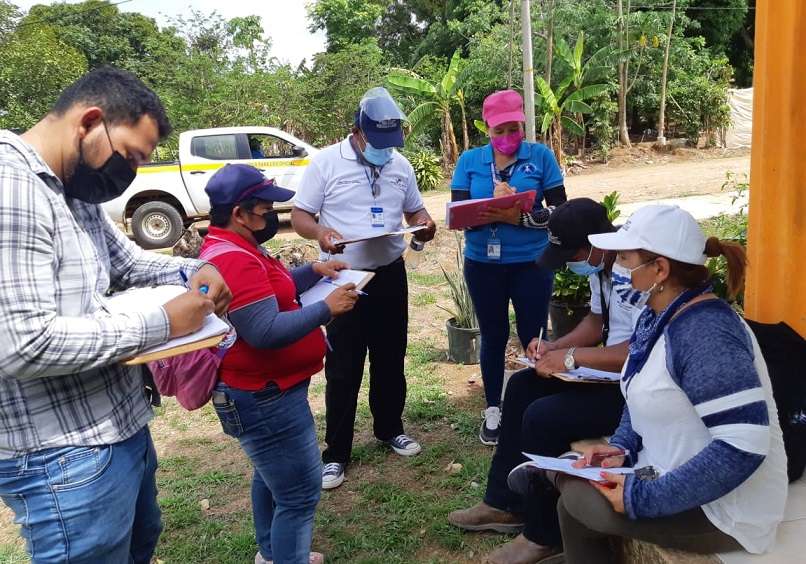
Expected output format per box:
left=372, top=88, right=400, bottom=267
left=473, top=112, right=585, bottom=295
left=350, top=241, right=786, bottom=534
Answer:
left=321, top=462, right=345, bottom=490
left=479, top=406, right=501, bottom=446
left=387, top=433, right=422, bottom=456
left=255, top=551, right=324, bottom=564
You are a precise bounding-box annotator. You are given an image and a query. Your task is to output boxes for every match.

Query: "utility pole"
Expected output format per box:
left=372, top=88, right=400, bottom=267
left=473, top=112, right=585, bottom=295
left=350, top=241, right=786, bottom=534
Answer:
left=521, top=0, right=536, bottom=142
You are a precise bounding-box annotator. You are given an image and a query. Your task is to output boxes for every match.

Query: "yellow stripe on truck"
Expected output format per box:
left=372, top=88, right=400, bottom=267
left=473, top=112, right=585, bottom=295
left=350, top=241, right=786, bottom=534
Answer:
left=136, top=159, right=311, bottom=175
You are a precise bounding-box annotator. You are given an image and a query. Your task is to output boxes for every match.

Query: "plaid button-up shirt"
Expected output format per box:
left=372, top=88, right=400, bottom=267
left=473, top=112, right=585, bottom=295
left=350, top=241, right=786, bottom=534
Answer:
left=0, top=131, right=203, bottom=459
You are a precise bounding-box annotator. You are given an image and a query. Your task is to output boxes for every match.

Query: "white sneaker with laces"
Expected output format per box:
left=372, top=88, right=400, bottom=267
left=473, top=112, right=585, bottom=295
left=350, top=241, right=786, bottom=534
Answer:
left=479, top=406, right=501, bottom=446
left=387, top=433, right=422, bottom=456
left=321, top=462, right=345, bottom=490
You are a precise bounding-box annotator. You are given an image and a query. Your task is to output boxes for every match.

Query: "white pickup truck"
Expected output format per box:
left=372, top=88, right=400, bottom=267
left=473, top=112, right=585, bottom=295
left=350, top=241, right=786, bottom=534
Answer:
left=103, top=126, right=318, bottom=248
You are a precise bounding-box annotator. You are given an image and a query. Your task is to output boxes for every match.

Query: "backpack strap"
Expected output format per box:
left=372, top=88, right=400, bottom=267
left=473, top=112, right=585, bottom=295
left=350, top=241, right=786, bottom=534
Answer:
left=200, top=238, right=268, bottom=273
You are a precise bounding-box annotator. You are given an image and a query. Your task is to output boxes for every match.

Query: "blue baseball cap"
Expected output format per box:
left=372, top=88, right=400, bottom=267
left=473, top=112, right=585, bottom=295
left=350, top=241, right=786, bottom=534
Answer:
left=205, top=164, right=294, bottom=207
left=356, top=87, right=406, bottom=149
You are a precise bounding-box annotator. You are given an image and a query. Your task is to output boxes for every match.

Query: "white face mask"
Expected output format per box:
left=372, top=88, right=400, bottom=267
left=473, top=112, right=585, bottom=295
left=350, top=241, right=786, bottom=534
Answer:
left=611, top=260, right=657, bottom=308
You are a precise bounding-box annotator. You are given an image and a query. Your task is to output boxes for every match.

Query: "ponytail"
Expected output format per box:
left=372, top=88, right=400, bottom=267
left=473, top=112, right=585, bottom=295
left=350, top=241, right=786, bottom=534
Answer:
left=705, top=236, right=747, bottom=299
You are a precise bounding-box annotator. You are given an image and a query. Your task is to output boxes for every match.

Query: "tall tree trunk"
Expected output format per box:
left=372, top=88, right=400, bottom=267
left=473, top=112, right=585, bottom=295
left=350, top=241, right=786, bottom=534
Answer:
left=617, top=0, right=631, bottom=147
left=551, top=119, right=564, bottom=169
left=544, top=0, right=554, bottom=88
left=460, top=100, right=470, bottom=151
left=656, top=0, right=677, bottom=146
left=443, top=111, right=459, bottom=166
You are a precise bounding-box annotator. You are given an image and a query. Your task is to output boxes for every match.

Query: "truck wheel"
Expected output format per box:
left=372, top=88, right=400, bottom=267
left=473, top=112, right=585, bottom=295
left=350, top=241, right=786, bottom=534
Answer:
left=131, top=201, right=184, bottom=249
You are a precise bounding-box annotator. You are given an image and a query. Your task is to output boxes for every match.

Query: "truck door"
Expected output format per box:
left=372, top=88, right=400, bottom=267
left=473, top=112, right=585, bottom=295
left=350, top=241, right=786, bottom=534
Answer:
left=180, top=132, right=248, bottom=213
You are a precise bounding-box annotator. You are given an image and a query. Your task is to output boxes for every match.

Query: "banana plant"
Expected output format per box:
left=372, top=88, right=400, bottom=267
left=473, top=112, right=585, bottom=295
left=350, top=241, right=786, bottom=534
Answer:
left=387, top=49, right=467, bottom=168
left=536, top=31, right=611, bottom=165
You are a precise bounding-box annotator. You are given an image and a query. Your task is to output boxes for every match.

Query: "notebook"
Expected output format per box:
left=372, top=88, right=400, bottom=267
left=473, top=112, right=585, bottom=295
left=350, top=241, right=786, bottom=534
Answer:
left=299, top=270, right=375, bottom=307
left=446, top=190, right=537, bottom=230
left=102, top=285, right=230, bottom=365
left=515, top=356, right=622, bottom=384
left=521, top=453, right=635, bottom=482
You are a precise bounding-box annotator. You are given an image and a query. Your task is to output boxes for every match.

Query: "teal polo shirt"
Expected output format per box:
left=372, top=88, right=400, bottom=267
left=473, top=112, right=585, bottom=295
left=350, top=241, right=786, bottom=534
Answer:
left=451, top=142, right=564, bottom=264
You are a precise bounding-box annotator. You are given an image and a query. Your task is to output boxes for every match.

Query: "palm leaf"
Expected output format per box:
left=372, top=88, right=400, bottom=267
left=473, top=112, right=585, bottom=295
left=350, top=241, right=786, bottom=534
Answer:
left=573, top=31, right=585, bottom=68
left=388, top=69, right=436, bottom=96
left=535, top=76, right=559, bottom=113
left=473, top=119, right=488, bottom=135
left=566, top=83, right=610, bottom=102
left=405, top=101, right=439, bottom=137
left=561, top=115, right=585, bottom=137
left=555, top=38, right=575, bottom=68
left=555, top=74, right=574, bottom=101
left=567, top=100, right=594, bottom=114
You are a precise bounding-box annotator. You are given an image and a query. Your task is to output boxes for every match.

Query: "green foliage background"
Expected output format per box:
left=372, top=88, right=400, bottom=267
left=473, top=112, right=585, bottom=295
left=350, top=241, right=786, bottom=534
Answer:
left=0, top=0, right=754, bottom=167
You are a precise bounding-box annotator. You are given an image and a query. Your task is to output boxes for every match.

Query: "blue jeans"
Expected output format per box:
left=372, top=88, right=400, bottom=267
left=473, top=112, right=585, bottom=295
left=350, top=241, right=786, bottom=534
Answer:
left=212, top=379, right=321, bottom=564
left=464, top=258, right=553, bottom=407
left=0, top=427, right=161, bottom=564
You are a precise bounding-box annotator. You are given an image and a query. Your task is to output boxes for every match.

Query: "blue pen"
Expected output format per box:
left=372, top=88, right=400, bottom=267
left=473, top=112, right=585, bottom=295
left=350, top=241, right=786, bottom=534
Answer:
left=179, top=270, right=209, bottom=294
left=325, top=279, right=367, bottom=296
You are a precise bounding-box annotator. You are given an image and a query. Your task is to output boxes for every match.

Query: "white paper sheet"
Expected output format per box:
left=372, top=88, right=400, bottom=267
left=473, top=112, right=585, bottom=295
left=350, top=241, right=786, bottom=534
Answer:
left=515, top=357, right=621, bottom=382
left=333, top=225, right=426, bottom=246
left=298, top=270, right=373, bottom=307
left=103, top=285, right=229, bottom=356
left=522, top=453, right=635, bottom=482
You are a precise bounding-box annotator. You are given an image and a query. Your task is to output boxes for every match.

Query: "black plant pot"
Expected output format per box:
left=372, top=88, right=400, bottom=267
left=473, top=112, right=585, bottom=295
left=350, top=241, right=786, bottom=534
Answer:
left=446, top=318, right=480, bottom=365
left=549, top=301, right=591, bottom=340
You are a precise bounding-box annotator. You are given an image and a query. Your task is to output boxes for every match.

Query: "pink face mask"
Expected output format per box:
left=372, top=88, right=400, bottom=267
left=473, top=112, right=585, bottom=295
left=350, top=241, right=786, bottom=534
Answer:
left=490, top=131, right=524, bottom=156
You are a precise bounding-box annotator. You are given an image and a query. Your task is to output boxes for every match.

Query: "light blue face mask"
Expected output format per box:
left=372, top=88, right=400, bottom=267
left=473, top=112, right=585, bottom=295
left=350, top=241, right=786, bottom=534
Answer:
left=566, top=247, right=604, bottom=277
left=362, top=140, right=394, bottom=166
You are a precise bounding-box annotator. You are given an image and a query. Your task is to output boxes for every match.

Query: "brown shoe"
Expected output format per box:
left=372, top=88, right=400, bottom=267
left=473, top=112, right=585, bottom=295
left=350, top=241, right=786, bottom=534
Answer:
left=448, top=502, right=524, bottom=533
left=482, top=534, right=561, bottom=564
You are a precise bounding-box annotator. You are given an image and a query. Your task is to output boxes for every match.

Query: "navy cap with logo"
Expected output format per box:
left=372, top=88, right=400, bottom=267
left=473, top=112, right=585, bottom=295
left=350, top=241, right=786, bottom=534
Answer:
left=538, top=198, right=616, bottom=270
left=355, top=86, right=407, bottom=149
left=205, top=164, right=294, bottom=207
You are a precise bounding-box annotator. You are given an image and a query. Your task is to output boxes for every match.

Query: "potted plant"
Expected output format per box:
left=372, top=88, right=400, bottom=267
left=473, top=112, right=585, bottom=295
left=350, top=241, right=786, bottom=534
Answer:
left=548, top=191, right=622, bottom=338
left=440, top=233, right=480, bottom=364
left=549, top=267, right=592, bottom=339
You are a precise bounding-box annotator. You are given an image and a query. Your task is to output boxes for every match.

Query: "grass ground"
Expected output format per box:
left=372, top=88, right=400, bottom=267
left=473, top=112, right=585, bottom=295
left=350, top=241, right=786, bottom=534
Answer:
left=0, top=212, right=748, bottom=563
left=0, top=228, right=511, bottom=564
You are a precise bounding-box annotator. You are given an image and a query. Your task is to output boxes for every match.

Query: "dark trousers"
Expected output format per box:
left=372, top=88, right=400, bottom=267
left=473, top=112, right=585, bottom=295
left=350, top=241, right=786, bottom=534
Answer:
left=464, top=258, right=554, bottom=407
left=322, top=258, right=408, bottom=464
left=556, top=477, right=741, bottom=563
left=483, top=369, right=625, bottom=546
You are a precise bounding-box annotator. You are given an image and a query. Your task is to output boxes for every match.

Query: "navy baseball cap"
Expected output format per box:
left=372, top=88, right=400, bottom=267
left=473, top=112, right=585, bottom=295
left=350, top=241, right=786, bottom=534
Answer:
left=356, top=87, right=406, bottom=149
left=205, top=164, right=294, bottom=207
left=538, top=198, right=616, bottom=270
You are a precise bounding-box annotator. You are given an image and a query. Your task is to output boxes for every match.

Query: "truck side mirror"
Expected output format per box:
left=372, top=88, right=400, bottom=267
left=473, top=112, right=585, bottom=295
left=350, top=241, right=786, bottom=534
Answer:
left=292, top=146, right=307, bottom=158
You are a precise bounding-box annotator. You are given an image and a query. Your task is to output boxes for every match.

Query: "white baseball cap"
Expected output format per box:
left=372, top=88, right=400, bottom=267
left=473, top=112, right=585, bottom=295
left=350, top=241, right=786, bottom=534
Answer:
left=588, top=205, right=707, bottom=265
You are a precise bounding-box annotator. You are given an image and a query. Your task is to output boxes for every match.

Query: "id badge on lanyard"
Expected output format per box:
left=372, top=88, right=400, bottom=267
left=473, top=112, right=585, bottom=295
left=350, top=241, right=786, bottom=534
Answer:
left=365, top=167, right=385, bottom=229
left=487, top=227, right=501, bottom=261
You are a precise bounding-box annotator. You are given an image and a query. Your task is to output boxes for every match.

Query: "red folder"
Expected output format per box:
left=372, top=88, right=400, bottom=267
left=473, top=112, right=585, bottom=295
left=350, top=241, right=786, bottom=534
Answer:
left=446, top=190, right=537, bottom=230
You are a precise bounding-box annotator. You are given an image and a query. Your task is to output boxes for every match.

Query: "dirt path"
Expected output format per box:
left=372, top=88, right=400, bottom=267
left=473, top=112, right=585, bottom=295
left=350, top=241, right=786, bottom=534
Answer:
left=421, top=154, right=750, bottom=219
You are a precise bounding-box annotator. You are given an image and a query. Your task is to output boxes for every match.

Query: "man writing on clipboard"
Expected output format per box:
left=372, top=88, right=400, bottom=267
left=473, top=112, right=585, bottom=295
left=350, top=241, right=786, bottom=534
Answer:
left=292, top=87, right=436, bottom=490
left=0, top=68, right=231, bottom=563
left=448, top=198, right=642, bottom=564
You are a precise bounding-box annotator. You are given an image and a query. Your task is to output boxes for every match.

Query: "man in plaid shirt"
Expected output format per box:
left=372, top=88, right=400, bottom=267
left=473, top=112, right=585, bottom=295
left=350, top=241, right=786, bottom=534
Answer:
left=0, top=68, right=231, bottom=563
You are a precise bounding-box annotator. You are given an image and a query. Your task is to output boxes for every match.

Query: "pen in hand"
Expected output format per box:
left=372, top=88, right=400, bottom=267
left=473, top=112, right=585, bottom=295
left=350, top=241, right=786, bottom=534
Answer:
left=324, top=279, right=367, bottom=296
left=179, top=270, right=209, bottom=294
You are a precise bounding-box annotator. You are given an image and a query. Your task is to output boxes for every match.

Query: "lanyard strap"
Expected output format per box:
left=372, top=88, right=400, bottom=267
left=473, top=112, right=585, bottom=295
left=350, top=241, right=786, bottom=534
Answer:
left=363, top=165, right=384, bottom=198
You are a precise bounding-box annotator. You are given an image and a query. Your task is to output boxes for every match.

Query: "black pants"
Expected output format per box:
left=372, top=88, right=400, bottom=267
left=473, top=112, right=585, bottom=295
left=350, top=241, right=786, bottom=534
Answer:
left=322, top=258, right=408, bottom=464
left=483, top=369, right=625, bottom=546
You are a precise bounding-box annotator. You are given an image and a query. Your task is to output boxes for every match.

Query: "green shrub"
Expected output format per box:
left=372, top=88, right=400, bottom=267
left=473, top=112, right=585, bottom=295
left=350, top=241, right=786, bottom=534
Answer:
left=552, top=266, right=592, bottom=306
left=407, top=150, right=443, bottom=192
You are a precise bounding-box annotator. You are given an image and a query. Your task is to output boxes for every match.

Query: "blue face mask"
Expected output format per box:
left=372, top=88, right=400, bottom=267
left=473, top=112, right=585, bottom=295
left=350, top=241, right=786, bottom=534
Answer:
left=566, top=247, right=605, bottom=277
left=362, top=140, right=394, bottom=166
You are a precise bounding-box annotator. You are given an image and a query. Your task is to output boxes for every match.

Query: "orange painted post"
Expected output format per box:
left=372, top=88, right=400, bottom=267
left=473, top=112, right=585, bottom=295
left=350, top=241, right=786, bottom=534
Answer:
left=745, top=0, right=806, bottom=336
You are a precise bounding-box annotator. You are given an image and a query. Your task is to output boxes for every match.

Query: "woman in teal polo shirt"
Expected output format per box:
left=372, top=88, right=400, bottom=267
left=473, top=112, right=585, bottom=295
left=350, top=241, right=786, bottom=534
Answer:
left=451, top=89, right=567, bottom=445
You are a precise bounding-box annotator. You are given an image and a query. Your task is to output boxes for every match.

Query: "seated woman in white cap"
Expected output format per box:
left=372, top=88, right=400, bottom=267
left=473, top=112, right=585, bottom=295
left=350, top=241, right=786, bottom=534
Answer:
left=507, top=204, right=788, bottom=563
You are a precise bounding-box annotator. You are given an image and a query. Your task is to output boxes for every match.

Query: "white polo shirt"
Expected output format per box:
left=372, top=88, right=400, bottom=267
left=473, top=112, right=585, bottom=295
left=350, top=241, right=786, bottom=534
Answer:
left=294, top=136, right=425, bottom=270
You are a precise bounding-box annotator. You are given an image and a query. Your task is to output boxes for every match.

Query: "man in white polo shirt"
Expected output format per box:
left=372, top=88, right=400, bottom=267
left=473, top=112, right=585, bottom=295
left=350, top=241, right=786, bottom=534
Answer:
left=292, top=87, right=436, bottom=490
